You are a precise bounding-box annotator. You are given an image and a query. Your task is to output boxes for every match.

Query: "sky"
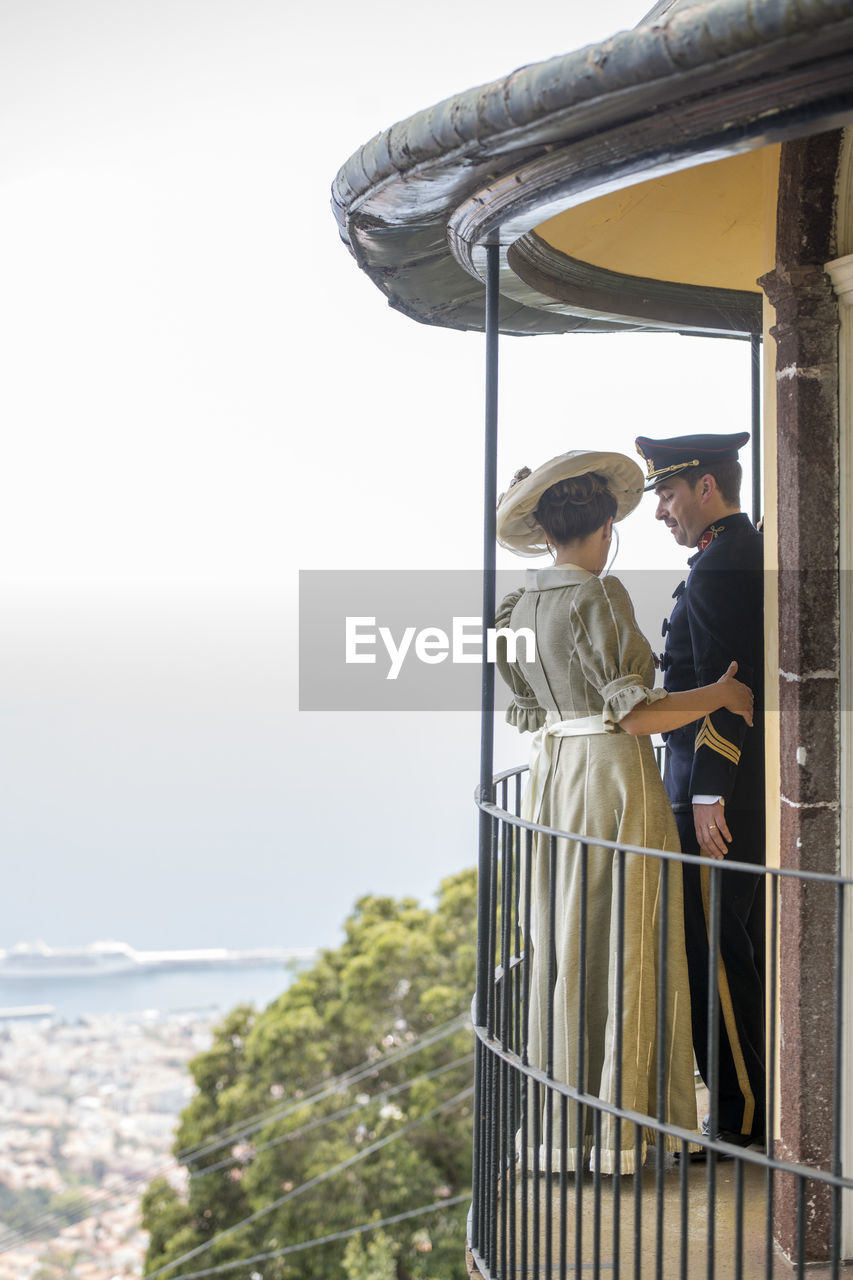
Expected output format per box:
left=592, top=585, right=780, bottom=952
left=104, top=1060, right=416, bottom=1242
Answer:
left=0, top=0, right=756, bottom=954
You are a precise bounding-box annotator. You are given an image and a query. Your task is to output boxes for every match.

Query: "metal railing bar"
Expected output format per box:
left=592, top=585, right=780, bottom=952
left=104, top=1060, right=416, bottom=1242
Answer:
left=576, top=839, right=588, bottom=1280
left=480, top=964, right=494, bottom=1270
left=490, top=762, right=531, bottom=786
left=513, top=827, right=522, bottom=1059
left=831, top=881, right=844, bottom=1278
left=614, top=847, right=625, bottom=1273
left=679, top=1137, right=689, bottom=1280
left=478, top=787, right=853, bottom=887
left=508, top=1051, right=517, bottom=1280
left=577, top=841, right=588, bottom=1099
left=706, top=864, right=722, bottom=1280
left=655, top=857, right=669, bottom=1280
left=593, top=1106, right=602, bottom=1275
left=707, top=1144, right=717, bottom=1280
left=499, top=1054, right=508, bottom=1280
left=500, top=805, right=512, bottom=1051
left=544, top=836, right=556, bottom=1276
left=559, top=1093, right=568, bottom=1280
left=547, top=834, right=557, bottom=1081
left=489, top=1042, right=499, bottom=1271
left=486, top=815, right=499, bottom=1039
left=498, top=804, right=512, bottom=1278
left=472, top=1037, right=484, bottom=1254
left=734, top=1154, right=744, bottom=1280
left=545, top=1088, right=553, bottom=1280
left=633, top=1123, right=642, bottom=1280
left=532, top=1078, right=541, bottom=1280
left=483, top=813, right=498, bottom=1270
left=574, top=1097, right=584, bottom=1279
left=521, top=1069, right=529, bottom=1280
left=522, top=826, right=532, bottom=1068
left=470, top=1029, right=853, bottom=1188
left=766, top=875, right=780, bottom=1279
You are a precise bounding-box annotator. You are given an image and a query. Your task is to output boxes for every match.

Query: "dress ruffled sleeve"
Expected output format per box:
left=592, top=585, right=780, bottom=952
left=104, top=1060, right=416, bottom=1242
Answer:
left=569, top=576, right=667, bottom=730
left=495, top=589, right=546, bottom=734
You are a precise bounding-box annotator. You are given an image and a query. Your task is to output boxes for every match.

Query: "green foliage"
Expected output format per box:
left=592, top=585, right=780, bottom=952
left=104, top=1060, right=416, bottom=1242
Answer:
left=0, top=1185, right=89, bottom=1241
left=343, top=1227, right=399, bottom=1279
left=143, top=870, right=476, bottom=1280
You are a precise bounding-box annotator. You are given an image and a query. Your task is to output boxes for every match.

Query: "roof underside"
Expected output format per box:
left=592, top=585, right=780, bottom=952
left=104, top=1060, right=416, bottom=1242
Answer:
left=332, top=0, right=853, bottom=336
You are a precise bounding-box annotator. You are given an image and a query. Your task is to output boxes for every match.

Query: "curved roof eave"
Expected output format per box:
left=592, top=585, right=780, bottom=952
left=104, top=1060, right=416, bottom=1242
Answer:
left=332, top=0, right=853, bottom=335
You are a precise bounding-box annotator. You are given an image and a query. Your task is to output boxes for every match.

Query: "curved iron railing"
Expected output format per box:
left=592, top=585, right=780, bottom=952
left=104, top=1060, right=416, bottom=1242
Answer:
left=468, top=763, right=853, bottom=1279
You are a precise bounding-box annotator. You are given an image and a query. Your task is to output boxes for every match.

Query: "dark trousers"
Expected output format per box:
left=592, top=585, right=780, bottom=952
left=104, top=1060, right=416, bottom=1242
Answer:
left=675, top=807, right=766, bottom=1138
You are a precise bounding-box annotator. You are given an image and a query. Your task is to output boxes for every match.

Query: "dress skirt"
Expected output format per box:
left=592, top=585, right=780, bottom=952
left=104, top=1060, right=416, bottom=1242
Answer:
left=522, top=728, right=697, bottom=1174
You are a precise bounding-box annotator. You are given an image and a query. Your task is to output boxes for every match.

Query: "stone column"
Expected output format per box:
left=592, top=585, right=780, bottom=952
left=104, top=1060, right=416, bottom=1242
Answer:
left=758, top=130, right=842, bottom=1264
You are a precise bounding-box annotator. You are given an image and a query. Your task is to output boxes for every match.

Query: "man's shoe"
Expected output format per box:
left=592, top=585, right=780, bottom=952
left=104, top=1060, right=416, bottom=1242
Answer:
left=700, top=1115, right=765, bottom=1152
left=674, top=1116, right=765, bottom=1163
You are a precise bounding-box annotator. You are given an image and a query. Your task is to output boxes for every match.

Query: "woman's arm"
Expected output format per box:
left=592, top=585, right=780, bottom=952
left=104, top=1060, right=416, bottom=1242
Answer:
left=619, top=661, right=753, bottom=736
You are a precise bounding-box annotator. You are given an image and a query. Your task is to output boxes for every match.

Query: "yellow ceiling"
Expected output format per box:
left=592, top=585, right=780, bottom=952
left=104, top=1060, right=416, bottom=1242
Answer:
left=535, top=148, right=779, bottom=293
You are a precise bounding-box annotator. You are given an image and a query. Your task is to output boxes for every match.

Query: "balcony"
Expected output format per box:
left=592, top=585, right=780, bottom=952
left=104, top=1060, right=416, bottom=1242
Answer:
left=468, top=765, right=853, bottom=1278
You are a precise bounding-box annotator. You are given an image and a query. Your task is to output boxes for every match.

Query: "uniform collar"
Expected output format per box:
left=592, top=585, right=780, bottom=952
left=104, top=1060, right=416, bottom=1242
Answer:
left=688, top=512, right=752, bottom=564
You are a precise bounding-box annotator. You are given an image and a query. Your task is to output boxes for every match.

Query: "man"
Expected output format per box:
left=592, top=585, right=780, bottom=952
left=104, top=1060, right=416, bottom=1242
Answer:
left=635, top=431, right=765, bottom=1149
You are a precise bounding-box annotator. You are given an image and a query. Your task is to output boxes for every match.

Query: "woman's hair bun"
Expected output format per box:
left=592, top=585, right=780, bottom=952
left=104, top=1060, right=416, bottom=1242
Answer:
left=534, top=471, right=617, bottom=545
left=545, top=472, right=610, bottom=508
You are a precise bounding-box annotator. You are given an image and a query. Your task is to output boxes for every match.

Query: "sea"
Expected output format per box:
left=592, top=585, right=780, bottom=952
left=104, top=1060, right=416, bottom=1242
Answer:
left=0, top=962, right=301, bottom=1023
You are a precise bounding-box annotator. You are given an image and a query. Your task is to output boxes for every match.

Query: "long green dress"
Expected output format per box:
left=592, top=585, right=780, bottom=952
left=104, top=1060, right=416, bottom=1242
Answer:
left=496, top=566, right=698, bottom=1174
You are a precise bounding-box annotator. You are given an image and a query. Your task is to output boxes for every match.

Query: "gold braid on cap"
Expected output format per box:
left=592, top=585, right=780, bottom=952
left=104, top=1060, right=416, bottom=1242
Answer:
left=644, top=458, right=700, bottom=483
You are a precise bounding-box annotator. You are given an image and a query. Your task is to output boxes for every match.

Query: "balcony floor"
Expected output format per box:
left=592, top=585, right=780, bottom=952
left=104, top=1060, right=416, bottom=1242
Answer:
left=473, top=1082, right=849, bottom=1278
left=502, top=1154, right=840, bottom=1277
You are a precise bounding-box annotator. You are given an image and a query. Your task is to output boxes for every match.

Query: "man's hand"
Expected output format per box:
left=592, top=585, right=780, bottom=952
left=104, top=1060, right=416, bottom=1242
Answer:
left=694, top=800, right=730, bottom=859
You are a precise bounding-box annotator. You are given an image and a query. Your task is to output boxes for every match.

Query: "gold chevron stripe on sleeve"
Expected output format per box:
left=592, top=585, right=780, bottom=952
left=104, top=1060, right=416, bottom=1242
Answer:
left=694, top=715, right=741, bottom=765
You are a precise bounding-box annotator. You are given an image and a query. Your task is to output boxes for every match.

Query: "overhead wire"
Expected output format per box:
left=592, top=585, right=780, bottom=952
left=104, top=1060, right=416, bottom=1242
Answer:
left=166, top=1192, right=470, bottom=1279
left=0, top=1014, right=471, bottom=1255
left=181, top=1012, right=471, bottom=1165
left=189, top=1051, right=474, bottom=1179
left=145, top=1084, right=475, bottom=1280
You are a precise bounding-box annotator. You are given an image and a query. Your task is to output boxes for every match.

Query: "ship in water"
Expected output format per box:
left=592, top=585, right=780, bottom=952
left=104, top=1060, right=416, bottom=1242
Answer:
left=0, top=939, right=317, bottom=981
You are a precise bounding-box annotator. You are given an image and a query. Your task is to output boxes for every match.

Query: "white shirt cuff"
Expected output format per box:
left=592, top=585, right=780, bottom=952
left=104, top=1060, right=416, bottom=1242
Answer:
left=692, top=794, right=724, bottom=805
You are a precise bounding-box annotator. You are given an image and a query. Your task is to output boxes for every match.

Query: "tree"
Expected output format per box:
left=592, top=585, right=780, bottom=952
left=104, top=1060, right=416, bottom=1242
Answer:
left=142, top=870, right=476, bottom=1280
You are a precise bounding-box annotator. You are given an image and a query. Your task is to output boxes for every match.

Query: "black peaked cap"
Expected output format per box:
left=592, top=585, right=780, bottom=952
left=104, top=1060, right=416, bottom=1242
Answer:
left=634, top=432, right=750, bottom=490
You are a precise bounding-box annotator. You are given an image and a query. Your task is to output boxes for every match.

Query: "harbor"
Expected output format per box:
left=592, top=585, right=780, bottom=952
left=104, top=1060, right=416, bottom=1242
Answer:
left=0, top=941, right=314, bottom=1022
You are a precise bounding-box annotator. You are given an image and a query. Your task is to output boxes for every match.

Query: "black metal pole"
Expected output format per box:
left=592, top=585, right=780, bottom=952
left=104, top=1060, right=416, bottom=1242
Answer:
left=471, top=243, right=500, bottom=1257
left=750, top=333, right=762, bottom=526
left=476, top=241, right=500, bottom=1029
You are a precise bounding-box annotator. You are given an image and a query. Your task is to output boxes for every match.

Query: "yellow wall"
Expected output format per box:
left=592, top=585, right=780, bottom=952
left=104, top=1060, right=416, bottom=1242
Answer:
left=536, top=150, right=768, bottom=293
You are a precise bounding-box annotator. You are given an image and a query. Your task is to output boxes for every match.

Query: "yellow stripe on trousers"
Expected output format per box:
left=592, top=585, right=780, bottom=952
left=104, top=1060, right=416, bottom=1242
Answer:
left=700, top=864, right=755, bottom=1136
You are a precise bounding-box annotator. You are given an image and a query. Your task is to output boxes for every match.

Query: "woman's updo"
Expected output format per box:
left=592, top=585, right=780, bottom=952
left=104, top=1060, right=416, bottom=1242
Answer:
left=534, top=472, right=617, bottom=545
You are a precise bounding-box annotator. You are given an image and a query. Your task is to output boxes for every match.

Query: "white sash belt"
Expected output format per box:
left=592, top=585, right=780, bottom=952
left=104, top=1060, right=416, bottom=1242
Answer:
left=522, top=714, right=615, bottom=824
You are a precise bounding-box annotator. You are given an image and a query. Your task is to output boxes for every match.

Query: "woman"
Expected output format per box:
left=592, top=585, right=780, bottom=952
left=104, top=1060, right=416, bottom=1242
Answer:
left=495, top=450, right=753, bottom=1174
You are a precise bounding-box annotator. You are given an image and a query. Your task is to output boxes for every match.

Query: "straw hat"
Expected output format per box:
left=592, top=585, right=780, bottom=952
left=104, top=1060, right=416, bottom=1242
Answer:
left=496, top=450, right=644, bottom=557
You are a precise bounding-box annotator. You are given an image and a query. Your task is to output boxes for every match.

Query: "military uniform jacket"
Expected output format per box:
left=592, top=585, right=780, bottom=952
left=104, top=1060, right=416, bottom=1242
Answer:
left=661, top=512, right=764, bottom=813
